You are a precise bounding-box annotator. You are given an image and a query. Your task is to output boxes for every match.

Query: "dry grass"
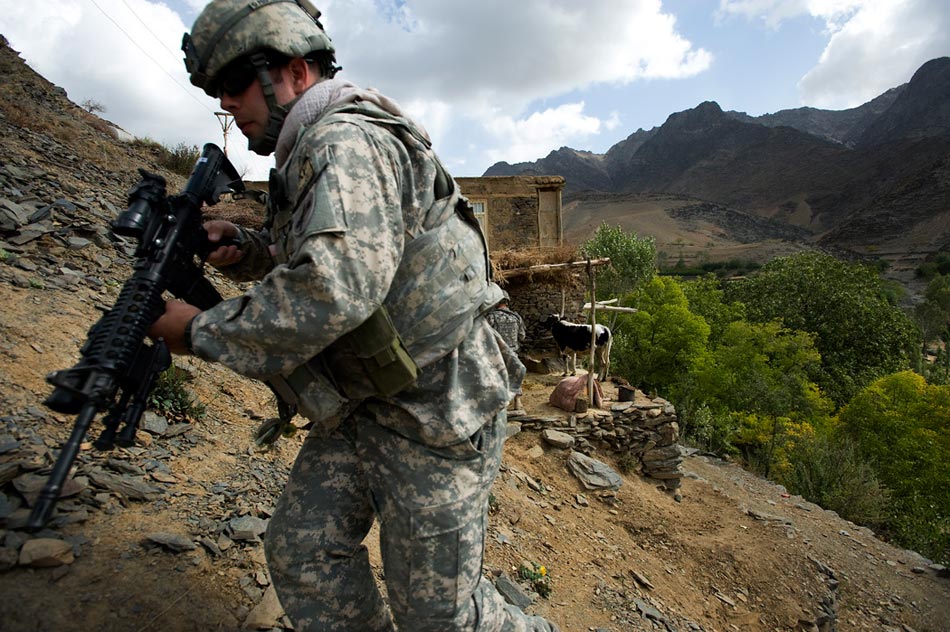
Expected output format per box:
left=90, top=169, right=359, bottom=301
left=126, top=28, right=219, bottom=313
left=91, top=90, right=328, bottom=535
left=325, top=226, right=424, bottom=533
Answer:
left=491, top=245, right=584, bottom=286
left=78, top=110, right=119, bottom=138
left=491, top=244, right=579, bottom=270
left=204, top=196, right=267, bottom=230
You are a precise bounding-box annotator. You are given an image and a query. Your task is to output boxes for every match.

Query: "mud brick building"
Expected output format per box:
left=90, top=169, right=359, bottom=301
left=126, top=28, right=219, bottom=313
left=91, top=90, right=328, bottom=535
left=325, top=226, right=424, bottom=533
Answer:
left=456, top=176, right=565, bottom=250
left=456, top=175, right=590, bottom=356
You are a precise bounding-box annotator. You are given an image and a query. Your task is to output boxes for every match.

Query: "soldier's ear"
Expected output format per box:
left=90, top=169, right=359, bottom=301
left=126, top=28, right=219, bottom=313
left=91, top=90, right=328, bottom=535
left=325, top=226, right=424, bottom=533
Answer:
left=287, top=57, right=315, bottom=95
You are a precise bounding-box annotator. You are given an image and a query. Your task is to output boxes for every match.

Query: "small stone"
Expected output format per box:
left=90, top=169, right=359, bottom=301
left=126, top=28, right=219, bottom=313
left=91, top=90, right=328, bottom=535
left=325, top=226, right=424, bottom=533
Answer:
left=495, top=573, right=534, bottom=608
left=229, top=515, right=268, bottom=541
left=145, top=533, right=196, bottom=552
left=244, top=586, right=284, bottom=630
left=18, top=538, right=75, bottom=567
left=541, top=429, right=575, bottom=449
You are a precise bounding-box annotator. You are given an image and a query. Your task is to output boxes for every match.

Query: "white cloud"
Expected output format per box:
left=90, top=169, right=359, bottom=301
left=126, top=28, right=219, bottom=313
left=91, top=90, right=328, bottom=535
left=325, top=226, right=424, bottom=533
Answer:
left=400, top=98, right=452, bottom=147
left=605, top=111, right=622, bottom=131
left=717, top=0, right=950, bottom=108
left=322, top=0, right=710, bottom=170
left=480, top=102, right=607, bottom=166
left=799, top=0, right=950, bottom=108
left=326, top=0, right=711, bottom=108
left=0, top=0, right=711, bottom=178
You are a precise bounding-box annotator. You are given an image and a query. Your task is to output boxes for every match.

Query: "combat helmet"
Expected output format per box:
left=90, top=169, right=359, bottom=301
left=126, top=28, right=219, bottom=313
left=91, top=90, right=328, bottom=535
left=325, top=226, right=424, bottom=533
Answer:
left=182, top=0, right=336, bottom=154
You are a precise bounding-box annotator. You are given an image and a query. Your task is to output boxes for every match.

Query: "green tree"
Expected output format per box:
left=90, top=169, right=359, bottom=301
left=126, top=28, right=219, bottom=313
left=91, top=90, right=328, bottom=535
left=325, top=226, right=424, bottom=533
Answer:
left=726, top=251, right=921, bottom=405
left=677, top=320, right=832, bottom=475
left=916, top=252, right=950, bottom=279
left=581, top=223, right=656, bottom=301
left=838, top=371, right=950, bottom=563
left=780, top=426, right=890, bottom=529
left=915, top=274, right=950, bottom=383
left=612, top=277, right=709, bottom=393
left=681, top=274, right=746, bottom=342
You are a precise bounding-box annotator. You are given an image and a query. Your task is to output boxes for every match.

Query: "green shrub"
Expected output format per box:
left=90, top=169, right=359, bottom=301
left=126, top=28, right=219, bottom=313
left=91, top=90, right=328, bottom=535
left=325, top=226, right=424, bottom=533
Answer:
left=780, top=431, right=890, bottom=529
left=916, top=253, right=950, bottom=279
left=838, top=371, right=950, bottom=563
left=131, top=138, right=201, bottom=177
left=149, top=364, right=206, bottom=421
left=519, top=562, right=552, bottom=598
left=158, top=142, right=202, bottom=176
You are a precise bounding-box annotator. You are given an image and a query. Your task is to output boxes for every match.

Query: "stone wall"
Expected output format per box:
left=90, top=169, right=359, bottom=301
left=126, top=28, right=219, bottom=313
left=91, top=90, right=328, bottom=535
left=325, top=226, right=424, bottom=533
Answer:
left=504, top=278, right=586, bottom=354
left=488, top=195, right=539, bottom=251
left=513, top=391, right=683, bottom=494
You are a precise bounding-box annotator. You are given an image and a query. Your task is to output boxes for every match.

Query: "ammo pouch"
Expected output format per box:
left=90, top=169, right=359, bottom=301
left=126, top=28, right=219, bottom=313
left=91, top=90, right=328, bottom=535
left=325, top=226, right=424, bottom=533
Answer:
left=267, top=362, right=349, bottom=435
left=267, top=306, right=417, bottom=433
left=347, top=305, right=418, bottom=396
left=270, top=307, right=419, bottom=432
left=274, top=201, right=502, bottom=428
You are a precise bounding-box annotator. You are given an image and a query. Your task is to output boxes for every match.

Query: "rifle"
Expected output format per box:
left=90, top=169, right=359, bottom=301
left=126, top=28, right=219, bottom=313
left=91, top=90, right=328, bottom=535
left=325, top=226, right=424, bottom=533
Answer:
left=26, top=143, right=245, bottom=531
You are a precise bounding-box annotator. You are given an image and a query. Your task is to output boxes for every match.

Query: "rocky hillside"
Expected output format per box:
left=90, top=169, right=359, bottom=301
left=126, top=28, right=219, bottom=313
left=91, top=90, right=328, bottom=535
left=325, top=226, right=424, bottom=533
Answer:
left=858, top=58, right=950, bottom=147
left=486, top=57, right=950, bottom=279
left=1, top=36, right=949, bottom=632
left=725, top=86, right=904, bottom=147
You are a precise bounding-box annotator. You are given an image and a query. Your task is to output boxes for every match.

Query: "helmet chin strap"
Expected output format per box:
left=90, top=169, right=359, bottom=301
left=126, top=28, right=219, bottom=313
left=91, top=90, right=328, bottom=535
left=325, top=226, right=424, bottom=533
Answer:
left=248, top=52, right=288, bottom=156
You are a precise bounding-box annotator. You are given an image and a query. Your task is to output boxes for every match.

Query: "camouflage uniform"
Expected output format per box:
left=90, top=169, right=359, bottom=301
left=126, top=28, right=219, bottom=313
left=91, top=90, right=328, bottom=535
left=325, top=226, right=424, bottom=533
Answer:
left=189, top=76, right=554, bottom=631
left=486, top=306, right=526, bottom=406
left=486, top=306, right=526, bottom=354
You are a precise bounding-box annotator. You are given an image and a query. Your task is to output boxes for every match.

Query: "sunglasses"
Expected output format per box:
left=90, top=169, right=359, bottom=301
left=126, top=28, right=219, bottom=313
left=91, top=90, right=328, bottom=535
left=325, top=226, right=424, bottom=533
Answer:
left=214, top=60, right=260, bottom=98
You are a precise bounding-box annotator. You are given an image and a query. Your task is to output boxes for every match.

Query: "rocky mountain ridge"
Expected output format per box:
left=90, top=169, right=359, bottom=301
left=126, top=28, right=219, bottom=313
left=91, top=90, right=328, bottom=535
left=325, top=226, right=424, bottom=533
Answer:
left=486, top=57, right=950, bottom=277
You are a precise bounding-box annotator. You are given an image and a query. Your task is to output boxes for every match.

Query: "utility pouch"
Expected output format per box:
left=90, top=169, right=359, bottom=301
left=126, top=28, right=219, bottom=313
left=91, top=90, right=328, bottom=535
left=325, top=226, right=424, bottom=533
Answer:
left=269, top=361, right=349, bottom=434
left=349, top=306, right=419, bottom=396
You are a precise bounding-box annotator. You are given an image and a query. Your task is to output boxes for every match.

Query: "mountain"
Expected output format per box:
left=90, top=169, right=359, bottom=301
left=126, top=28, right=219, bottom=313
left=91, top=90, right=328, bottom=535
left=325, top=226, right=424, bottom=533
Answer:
left=857, top=56, right=950, bottom=146
left=725, top=86, right=905, bottom=146
left=487, top=57, right=950, bottom=287
left=487, top=146, right=613, bottom=192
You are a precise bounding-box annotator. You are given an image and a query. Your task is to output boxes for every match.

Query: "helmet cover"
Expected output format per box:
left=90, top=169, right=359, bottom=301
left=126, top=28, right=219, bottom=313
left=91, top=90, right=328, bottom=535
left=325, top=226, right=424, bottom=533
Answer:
left=183, top=0, right=334, bottom=97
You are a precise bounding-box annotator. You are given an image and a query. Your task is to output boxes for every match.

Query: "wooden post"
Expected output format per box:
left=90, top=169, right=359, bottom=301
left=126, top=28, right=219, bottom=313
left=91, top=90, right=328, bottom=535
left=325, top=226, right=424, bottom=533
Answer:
left=587, top=258, right=596, bottom=400
left=215, top=112, right=235, bottom=155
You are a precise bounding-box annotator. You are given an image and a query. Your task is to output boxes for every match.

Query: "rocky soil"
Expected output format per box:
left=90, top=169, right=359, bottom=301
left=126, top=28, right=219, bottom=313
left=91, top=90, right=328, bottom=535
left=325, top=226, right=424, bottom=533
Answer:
left=1, top=284, right=948, bottom=631
left=0, top=35, right=948, bottom=632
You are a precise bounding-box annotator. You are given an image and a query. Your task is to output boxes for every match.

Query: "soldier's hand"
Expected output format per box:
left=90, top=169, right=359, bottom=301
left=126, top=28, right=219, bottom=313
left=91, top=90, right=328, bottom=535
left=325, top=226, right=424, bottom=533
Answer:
left=205, top=220, right=244, bottom=267
left=149, top=299, right=201, bottom=355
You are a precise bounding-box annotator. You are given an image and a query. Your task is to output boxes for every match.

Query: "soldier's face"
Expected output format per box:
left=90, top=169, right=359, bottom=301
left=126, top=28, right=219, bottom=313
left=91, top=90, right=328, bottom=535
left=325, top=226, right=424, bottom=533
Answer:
left=218, top=64, right=297, bottom=142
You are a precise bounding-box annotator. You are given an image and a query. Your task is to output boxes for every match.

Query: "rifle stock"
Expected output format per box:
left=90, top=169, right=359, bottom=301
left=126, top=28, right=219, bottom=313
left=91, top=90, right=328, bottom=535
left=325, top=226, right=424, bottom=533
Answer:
left=27, top=143, right=242, bottom=531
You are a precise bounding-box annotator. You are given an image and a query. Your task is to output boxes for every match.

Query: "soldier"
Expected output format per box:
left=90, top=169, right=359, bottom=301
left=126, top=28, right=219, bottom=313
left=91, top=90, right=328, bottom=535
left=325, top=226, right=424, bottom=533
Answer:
left=149, top=1, right=559, bottom=630
left=486, top=290, right=526, bottom=411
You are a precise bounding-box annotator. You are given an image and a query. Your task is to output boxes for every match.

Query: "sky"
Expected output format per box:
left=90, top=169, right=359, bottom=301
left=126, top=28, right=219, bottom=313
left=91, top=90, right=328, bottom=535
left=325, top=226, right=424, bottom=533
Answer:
left=0, top=0, right=947, bottom=181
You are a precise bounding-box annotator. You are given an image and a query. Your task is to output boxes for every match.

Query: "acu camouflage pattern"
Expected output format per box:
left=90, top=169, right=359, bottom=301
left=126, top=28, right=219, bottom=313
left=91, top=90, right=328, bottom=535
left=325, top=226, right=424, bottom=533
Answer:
left=184, top=0, right=333, bottom=95
left=191, top=91, right=521, bottom=444
left=191, top=81, right=552, bottom=630
left=265, top=408, right=557, bottom=631
left=486, top=307, right=526, bottom=353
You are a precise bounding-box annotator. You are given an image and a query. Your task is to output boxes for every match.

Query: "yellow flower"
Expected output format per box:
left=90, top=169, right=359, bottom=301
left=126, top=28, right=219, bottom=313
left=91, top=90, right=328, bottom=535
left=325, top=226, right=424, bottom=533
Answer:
left=539, top=566, right=547, bottom=576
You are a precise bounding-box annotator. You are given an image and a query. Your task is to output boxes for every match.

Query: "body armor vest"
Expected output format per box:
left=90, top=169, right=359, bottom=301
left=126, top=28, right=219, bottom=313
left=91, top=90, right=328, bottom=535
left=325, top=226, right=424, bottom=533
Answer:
left=265, top=102, right=502, bottom=424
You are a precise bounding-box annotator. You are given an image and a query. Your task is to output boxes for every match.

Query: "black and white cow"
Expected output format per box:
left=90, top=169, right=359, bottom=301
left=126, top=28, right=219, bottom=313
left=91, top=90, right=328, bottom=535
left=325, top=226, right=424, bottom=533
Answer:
left=542, top=315, right=612, bottom=380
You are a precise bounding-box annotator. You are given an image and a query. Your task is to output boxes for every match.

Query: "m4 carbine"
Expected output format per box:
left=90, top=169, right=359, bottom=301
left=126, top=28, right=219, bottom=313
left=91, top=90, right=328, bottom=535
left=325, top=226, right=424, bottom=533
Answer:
left=27, top=143, right=243, bottom=530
